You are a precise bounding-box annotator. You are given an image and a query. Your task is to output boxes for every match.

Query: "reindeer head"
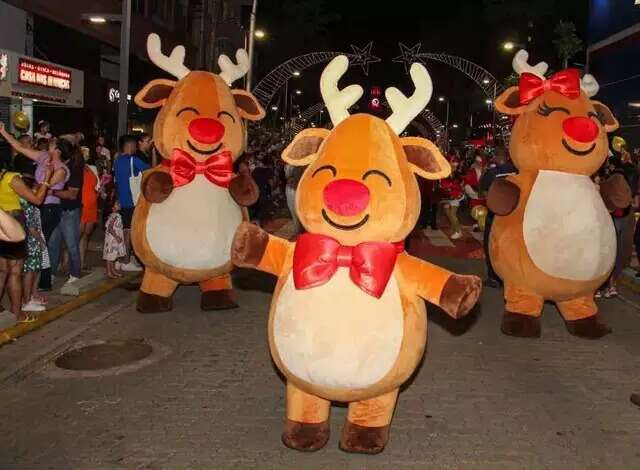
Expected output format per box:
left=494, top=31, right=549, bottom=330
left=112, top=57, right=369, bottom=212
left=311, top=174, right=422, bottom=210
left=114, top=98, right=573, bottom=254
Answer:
left=283, top=56, right=450, bottom=245
left=495, top=50, right=618, bottom=175
left=134, top=34, right=265, bottom=163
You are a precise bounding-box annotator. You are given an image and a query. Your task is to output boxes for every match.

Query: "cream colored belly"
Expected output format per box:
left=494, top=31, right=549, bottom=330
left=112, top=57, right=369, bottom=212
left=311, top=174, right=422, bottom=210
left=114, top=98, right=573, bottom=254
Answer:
left=273, top=270, right=404, bottom=390
left=146, top=175, right=243, bottom=270
left=523, top=170, right=616, bottom=281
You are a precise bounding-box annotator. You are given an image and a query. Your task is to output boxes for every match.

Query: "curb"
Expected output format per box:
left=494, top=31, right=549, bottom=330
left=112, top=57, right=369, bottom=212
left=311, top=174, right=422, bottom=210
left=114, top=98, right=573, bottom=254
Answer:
left=0, top=274, right=139, bottom=348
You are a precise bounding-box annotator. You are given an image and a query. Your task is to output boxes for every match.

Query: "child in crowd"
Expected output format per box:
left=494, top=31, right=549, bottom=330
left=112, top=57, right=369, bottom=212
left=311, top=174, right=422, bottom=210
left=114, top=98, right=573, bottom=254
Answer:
left=103, top=201, right=126, bottom=279
left=20, top=183, right=49, bottom=312
left=440, top=161, right=465, bottom=240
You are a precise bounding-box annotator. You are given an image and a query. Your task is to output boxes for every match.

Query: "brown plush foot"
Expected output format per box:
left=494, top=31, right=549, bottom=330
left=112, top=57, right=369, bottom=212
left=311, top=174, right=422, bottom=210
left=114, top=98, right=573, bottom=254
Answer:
left=281, top=419, right=330, bottom=452
left=339, top=421, right=390, bottom=455
left=201, top=289, right=239, bottom=311
left=501, top=311, right=541, bottom=338
left=565, top=314, right=611, bottom=339
left=440, top=274, right=482, bottom=318
left=631, top=394, right=640, bottom=407
left=137, top=292, right=173, bottom=314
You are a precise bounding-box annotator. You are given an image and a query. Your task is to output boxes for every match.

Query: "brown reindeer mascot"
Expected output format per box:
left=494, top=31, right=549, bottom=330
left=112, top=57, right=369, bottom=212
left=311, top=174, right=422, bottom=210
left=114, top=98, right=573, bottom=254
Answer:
left=133, top=34, right=265, bottom=313
left=231, top=56, right=482, bottom=454
left=489, top=50, right=631, bottom=339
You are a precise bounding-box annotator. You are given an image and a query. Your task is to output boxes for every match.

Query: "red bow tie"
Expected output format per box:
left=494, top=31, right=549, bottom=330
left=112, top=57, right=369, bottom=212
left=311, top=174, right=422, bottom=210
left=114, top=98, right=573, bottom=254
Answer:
left=519, top=69, right=581, bottom=105
left=293, top=233, right=404, bottom=299
left=163, top=148, right=233, bottom=188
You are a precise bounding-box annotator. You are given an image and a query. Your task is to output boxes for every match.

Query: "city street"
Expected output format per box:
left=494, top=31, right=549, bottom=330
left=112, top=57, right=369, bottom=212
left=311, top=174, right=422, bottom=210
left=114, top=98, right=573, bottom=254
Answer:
left=0, top=256, right=639, bottom=469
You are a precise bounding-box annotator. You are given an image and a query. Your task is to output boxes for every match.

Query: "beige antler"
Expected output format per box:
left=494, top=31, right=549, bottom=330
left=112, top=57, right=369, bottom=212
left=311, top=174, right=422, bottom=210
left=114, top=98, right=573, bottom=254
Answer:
left=147, top=33, right=191, bottom=80
left=320, top=55, right=364, bottom=126
left=385, top=63, right=433, bottom=135
left=218, top=49, right=250, bottom=86
left=512, top=50, right=549, bottom=78
left=581, top=74, right=599, bottom=98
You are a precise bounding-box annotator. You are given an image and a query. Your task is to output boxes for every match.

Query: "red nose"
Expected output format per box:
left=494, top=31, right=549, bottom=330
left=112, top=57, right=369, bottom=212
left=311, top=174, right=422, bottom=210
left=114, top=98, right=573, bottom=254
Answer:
left=188, top=118, right=225, bottom=144
left=562, top=117, right=599, bottom=143
left=323, top=179, right=370, bottom=217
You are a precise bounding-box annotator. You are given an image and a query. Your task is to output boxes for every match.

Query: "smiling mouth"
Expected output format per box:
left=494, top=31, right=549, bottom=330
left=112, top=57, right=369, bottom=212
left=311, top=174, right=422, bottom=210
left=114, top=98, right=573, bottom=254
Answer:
left=187, top=140, right=223, bottom=155
left=322, top=209, right=370, bottom=231
left=562, top=139, right=596, bottom=157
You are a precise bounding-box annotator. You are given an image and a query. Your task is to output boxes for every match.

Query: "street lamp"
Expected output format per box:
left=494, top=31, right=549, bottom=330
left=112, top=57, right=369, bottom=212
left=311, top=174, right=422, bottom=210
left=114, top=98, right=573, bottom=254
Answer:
left=452, top=123, right=459, bottom=129
left=438, top=96, right=445, bottom=102
left=271, top=105, right=278, bottom=111
left=295, top=90, right=302, bottom=95
left=89, top=16, right=107, bottom=24
left=502, top=41, right=516, bottom=51
left=482, top=78, right=490, bottom=85
left=254, top=29, right=267, bottom=39
left=292, top=71, right=301, bottom=77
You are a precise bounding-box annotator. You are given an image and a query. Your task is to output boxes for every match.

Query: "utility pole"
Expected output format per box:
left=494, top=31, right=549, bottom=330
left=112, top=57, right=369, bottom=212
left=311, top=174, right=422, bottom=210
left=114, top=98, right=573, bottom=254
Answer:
left=117, top=0, right=131, bottom=140
left=246, top=0, right=258, bottom=91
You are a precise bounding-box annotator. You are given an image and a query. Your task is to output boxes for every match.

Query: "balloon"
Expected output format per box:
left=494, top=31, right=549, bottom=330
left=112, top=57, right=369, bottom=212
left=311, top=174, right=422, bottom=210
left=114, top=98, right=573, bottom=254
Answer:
left=12, top=111, right=30, bottom=131
left=612, top=136, right=627, bottom=153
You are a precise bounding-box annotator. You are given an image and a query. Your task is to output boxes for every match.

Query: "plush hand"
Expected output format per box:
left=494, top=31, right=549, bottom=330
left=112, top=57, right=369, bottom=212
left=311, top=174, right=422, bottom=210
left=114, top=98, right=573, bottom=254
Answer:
left=231, top=221, right=269, bottom=268
left=600, top=173, right=632, bottom=211
left=439, top=274, right=482, bottom=319
left=487, top=179, right=520, bottom=216
left=142, top=171, right=173, bottom=203
left=229, top=173, right=260, bottom=207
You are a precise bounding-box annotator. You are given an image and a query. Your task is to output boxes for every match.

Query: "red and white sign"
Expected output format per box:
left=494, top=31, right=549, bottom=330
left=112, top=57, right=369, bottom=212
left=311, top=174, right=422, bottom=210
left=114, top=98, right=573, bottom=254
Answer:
left=18, top=58, right=71, bottom=91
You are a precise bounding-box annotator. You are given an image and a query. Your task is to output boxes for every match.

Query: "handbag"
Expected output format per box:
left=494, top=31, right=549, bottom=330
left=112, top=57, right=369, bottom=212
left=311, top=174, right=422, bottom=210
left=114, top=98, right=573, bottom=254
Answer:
left=129, top=157, right=142, bottom=204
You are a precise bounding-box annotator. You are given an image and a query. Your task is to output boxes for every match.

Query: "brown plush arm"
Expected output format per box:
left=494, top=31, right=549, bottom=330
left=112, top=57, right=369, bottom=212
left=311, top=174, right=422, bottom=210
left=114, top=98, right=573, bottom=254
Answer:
left=397, top=253, right=481, bottom=319
left=487, top=178, right=521, bottom=216
left=229, top=173, right=259, bottom=207
left=142, top=167, right=174, bottom=204
left=600, top=173, right=632, bottom=211
left=231, top=221, right=291, bottom=276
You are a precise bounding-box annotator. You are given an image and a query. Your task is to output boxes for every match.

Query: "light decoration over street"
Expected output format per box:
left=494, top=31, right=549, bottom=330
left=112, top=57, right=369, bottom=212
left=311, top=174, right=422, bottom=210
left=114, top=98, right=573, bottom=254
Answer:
left=349, top=42, right=381, bottom=76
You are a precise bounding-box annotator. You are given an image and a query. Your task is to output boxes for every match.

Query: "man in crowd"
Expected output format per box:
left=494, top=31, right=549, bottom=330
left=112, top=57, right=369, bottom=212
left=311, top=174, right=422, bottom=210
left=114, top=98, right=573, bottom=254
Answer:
left=135, top=133, right=153, bottom=166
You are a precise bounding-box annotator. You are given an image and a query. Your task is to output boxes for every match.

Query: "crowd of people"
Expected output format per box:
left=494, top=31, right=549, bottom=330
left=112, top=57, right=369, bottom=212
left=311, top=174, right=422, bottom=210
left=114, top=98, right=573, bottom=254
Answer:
left=0, top=120, right=153, bottom=323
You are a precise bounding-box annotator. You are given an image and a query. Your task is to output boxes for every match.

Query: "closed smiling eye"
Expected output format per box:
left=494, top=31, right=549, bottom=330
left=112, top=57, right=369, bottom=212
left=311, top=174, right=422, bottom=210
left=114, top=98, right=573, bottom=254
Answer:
left=537, top=102, right=570, bottom=117
left=362, top=169, right=392, bottom=187
left=176, top=106, right=200, bottom=117
left=312, top=165, right=337, bottom=178
left=218, top=110, right=236, bottom=123
left=588, top=110, right=605, bottom=125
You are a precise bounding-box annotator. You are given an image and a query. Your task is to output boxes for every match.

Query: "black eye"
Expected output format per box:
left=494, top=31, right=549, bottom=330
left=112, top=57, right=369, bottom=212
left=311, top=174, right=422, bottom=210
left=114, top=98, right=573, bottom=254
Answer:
left=176, top=107, right=199, bottom=117
left=588, top=111, right=605, bottom=125
left=363, top=169, right=392, bottom=187
left=537, top=102, right=570, bottom=117
left=312, top=165, right=337, bottom=178
left=218, top=111, right=236, bottom=123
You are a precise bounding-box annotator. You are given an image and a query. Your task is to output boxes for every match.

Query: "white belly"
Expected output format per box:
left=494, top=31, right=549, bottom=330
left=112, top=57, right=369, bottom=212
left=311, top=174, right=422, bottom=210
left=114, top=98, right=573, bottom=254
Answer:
left=273, top=270, right=404, bottom=390
left=146, top=175, right=243, bottom=270
left=523, top=170, right=616, bottom=281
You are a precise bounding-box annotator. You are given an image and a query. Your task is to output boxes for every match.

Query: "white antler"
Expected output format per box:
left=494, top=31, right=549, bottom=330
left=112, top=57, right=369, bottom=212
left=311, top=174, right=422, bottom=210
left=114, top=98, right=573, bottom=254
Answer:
left=581, top=74, right=599, bottom=98
left=320, top=55, right=364, bottom=126
left=147, top=33, right=190, bottom=80
left=218, top=49, right=250, bottom=86
left=512, top=49, right=548, bottom=78
left=385, top=63, right=433, bottom=135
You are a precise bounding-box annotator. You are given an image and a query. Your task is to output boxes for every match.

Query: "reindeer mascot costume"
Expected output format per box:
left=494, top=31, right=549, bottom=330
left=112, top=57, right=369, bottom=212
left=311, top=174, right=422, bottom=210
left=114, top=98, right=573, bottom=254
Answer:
left=132, top=34, right=265, bottom=313
left=489, top=51, right=631, bottom=338
left=231, top=56, right=482, bottom=454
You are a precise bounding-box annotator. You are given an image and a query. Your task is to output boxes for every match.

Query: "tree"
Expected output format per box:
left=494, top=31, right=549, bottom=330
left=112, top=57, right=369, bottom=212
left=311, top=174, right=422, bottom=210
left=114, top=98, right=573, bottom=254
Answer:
left=553, top=21, right=583, bottom=69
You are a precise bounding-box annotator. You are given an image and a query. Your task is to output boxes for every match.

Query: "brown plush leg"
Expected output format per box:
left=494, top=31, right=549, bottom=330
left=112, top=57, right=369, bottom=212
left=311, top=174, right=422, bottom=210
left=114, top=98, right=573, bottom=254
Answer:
left=558, top=296, right=611, bottom=339
left=340, top=389, right=398, bottom=455
left=501, top=283, right=544, bottom=338
left=137, top=270, right=177, bottom=314
left=282, top=382, right=331, bottom=452
left=199, top=274, right=238, bottom=311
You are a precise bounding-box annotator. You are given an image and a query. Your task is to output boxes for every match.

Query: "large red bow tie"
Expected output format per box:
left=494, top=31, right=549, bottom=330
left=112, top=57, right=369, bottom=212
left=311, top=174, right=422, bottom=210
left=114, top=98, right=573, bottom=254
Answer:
left=519, top=69, right=581, bottom=105
left=293, top=233, right=404, bottom=299
left=163, top=148, right=233, bottom=188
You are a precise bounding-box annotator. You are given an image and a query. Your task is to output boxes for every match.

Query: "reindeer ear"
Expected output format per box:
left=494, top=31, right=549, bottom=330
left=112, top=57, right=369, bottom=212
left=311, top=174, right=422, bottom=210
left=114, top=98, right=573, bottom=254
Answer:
left=401, top=137, right=451, bottom=180
left=231, top=90, right=265, bottom=121
left=495, top=86, right=528, bottom=116
left=282, top=128, right=330, bottom=166
left=592, top=101, right=619, bottom=133
left=134, top=79, right=177, bottom=109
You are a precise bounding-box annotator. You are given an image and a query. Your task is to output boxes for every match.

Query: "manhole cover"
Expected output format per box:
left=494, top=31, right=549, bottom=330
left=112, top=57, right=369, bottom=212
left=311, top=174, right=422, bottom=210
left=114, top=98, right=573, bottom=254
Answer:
left=55, top=339, right=153, bottom=371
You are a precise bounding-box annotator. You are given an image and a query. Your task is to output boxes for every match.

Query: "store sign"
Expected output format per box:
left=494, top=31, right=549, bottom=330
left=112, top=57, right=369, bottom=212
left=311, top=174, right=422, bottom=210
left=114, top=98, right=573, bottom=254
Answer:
left=108, top=87, right=131, bottom=103
left=18, top=58, right=71, bottom=91
left=0, top=53, right=7, bottom=81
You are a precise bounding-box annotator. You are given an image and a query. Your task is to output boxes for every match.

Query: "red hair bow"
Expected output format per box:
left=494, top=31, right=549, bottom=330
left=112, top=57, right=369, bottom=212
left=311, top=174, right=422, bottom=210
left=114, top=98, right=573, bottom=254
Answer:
left=519, top=69, right=581, bottom=105
left=164, top=148, right=233, bottom=188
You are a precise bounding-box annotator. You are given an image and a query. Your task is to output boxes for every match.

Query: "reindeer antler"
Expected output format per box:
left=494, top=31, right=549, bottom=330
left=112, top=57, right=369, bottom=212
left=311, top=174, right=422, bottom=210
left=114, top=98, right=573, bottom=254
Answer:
left=512, top=50, right=549, bottom=78
left=147, top=33, right=191, bottom=80
left=218, top=50, right=250, bottom=86
left=581, top=74, right=599, bottom=98
left=385, top=63, right=433, bottom=135
left=320, top=55, right=364, bottom=126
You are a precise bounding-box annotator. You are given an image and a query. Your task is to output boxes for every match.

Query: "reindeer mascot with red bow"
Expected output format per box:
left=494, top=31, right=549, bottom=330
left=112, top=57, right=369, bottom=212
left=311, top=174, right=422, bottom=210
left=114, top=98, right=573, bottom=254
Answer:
left=132, top=34, right=265, bottom=313
left=231, top=56, right=481, bottom=454
left=489, top=50, right=631, bottom=338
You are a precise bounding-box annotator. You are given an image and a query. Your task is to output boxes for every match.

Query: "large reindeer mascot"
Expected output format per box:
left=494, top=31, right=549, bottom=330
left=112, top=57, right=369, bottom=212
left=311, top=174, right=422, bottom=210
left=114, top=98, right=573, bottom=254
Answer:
left=231, top=56, right=482, bottom=454
left=489, top=51, right=631, bottom=338
left=133, top=34, right=265, bottom=313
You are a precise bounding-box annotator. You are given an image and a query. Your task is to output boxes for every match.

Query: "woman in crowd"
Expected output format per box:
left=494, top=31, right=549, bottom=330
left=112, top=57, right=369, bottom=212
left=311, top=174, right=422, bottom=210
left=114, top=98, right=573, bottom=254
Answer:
left=440, top=160, right=464, bottom=240
left=80, top=157, right=99, bottom=270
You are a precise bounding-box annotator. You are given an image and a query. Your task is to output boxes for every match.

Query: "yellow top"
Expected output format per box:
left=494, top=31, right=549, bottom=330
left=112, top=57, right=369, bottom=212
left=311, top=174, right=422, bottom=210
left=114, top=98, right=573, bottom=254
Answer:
left=0, top=171, right=21, bottom=212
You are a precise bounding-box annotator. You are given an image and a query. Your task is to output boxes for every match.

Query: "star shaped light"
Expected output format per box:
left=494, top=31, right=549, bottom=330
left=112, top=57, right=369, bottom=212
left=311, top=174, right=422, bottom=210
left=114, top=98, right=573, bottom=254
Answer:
left=393, top=42, right=424, bottom=73
left=349, top=42, right=381, bottom=76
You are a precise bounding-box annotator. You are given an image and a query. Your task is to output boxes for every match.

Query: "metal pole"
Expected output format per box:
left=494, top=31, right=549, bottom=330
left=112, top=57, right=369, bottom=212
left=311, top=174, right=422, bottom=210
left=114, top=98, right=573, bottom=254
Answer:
left=117, top=0, right=131, bottom=140
left=445, top=100, right=450, bottom=153
left=246, top=0, right=258, bottom=91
